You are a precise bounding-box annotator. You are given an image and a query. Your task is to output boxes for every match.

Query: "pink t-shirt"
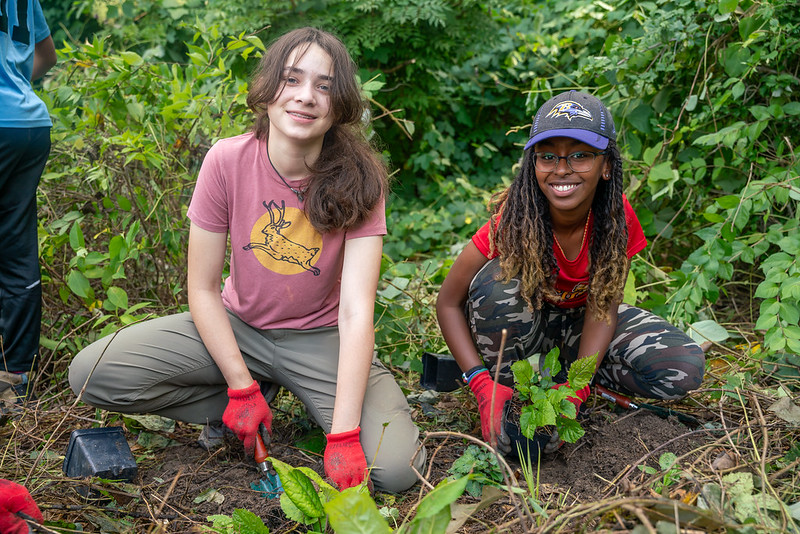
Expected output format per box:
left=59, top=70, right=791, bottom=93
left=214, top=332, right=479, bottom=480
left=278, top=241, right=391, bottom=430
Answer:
left=187, top=132, right=386, bottom=330
left=471, top=195, right=647, bottom=308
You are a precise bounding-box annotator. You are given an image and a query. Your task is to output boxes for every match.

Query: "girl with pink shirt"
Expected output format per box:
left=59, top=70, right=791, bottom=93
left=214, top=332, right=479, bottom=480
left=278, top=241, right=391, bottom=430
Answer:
left=69, top=27, right=424, bottom=493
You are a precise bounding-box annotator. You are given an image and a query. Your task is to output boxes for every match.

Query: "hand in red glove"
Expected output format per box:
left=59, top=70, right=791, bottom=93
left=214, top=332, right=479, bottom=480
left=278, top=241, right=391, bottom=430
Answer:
left=468, top=370, right=513, bottom=454
left=324, top=427, right=369, bottom=490
left=542, top=382, right=592, bottom=454
left=0, top=479, right=43, bottom=534
left=553, top=382, right=591, bottom=412
left=222, top=380, right=273, bottom=456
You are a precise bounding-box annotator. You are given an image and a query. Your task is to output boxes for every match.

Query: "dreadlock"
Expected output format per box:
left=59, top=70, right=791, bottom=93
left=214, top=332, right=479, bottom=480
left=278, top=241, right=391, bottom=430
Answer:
left=488, top=140, right=629, bottom=322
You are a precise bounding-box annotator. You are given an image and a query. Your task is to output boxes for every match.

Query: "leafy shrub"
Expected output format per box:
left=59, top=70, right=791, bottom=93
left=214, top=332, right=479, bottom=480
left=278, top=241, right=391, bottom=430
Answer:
left=38, top=25, right=260, bottom=360
left=35, top=0, right=800, bottom=380
left=374, top=258, right=450, bottom=372
left=581, top=0, right=800, bottom=355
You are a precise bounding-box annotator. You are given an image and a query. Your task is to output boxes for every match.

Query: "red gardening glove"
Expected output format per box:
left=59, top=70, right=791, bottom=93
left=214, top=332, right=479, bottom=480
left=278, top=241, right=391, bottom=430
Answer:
left=542, top=382, right=592, bottom=454
left=222, top=380, right=273, bottom=456
left=324, top=427, right=369, bottom=490
left=553, top=382, right=591, bottom=412
left=0, top=479, right=43, bottom=534
left=468, top=370, right=513, bottom=454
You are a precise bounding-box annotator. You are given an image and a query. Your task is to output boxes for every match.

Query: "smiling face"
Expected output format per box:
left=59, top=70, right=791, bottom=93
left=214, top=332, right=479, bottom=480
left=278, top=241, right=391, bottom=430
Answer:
left=533, top=136, right=611, bottom=218
left=266, top=43, right=335, bottom=154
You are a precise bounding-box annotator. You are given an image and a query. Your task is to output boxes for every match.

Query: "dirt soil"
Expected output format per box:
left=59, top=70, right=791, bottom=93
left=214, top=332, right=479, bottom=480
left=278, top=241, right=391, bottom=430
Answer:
left=5, top=387, right=711, bottom=533
left=412, top=392, right=707, bottom=532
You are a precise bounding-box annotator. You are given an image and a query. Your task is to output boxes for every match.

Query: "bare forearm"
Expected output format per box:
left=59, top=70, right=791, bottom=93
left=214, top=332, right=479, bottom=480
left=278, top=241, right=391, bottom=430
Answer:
left=578, top=303, right=619, bottom=371
left=331, top=315, right=373, bottom=433
left=189, top=289, right=252, bottom=390
left=331, top=235, right=383, bottom=434
left=187, top=224, right=251, bottom=389
left=436, top=242, right=489, bottom=372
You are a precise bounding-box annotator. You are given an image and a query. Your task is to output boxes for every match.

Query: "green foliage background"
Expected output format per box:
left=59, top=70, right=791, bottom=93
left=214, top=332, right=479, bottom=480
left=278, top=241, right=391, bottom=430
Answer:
left=34, top=0, right=800, bottom=379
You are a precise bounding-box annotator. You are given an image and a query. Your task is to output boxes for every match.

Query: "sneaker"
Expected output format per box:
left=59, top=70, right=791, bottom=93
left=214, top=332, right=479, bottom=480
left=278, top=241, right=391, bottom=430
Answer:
left=197, top=422, right=232, bottom=450
left=0, top=371, right=32, bottom=405
left=1, top=372, right=32, bottom=426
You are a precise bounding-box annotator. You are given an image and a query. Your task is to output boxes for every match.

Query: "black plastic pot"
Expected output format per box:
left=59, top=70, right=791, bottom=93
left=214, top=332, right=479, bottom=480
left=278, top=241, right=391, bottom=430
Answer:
left=63, top=427, right=137, bottom=481
left=502, top=403, right=553, bottom=461
left=420, top=352, right=462, bottom=392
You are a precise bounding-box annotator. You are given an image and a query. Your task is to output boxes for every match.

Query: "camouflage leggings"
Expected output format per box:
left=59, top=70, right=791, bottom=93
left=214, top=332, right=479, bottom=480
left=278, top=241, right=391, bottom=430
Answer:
left=467, top=259, right=705, bottom=400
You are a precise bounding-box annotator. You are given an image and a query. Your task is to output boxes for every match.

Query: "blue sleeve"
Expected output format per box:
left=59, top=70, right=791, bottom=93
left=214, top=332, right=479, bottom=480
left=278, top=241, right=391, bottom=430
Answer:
left=33, top=0, right=51, bottom=44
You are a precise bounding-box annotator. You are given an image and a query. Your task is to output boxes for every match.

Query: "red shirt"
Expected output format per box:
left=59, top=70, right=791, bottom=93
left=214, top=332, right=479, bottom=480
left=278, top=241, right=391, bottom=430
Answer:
left=471, top=195, right=647, bottom=308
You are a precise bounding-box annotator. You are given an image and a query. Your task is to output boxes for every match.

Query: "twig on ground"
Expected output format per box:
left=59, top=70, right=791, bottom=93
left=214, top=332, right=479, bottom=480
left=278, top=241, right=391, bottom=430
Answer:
left=147, top=467, right=183, bottom=534
left=491, top=330, right=537, bottom=530
left=621, top=503, right=657, bottom=534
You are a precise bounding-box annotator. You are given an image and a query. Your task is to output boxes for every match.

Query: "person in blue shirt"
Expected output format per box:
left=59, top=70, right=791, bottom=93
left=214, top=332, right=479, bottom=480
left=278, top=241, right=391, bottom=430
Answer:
left=0, top=0, right=56, bottom=397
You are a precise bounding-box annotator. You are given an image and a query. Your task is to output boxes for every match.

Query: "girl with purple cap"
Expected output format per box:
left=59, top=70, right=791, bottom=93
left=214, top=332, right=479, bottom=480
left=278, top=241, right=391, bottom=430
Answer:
left=436, top=90, right=705, bottom=457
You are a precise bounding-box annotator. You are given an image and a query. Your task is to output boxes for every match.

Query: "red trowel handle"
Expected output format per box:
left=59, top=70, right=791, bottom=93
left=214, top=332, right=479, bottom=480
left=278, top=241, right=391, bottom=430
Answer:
left=595, top=384, right=638, bottom=409
left=254, top=424, right=269, bottom=464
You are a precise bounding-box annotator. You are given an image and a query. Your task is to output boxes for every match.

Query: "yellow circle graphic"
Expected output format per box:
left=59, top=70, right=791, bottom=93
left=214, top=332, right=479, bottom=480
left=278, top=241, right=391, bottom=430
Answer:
left=246, top=203, right=323, bottom=275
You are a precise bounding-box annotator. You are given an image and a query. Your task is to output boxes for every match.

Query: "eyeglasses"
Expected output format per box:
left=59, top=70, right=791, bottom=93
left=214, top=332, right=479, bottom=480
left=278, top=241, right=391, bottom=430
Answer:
left=532, top=150, right=607, bottom=173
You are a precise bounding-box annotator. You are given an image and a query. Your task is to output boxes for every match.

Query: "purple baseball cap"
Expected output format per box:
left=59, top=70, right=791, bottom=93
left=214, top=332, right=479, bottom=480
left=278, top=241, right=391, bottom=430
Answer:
left=524, top=90, right=616, bottom=151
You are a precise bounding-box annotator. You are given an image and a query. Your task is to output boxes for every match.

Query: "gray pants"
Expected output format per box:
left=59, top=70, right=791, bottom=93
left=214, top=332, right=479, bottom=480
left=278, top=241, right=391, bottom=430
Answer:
left=68, top=311, right=425, bottom=492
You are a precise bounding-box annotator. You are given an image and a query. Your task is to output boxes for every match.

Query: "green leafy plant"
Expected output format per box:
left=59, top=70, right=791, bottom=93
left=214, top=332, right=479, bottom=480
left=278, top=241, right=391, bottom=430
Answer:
left=325, top=475, right=471, bottom=534
left=268, top=458, right=342, bottom=533
left=203, top=509, right=270, bottom=533
left=511, top=348, right=597, bottom=444
left=698, top=472, right=794, bottom=531
left=447, top=444, right=504, bottom=498
left=265, top=458, right=475, bottom=534
left=374, top=257, right=450, bottom=371
left=638, top=452, right=682, bottom=496
left=581, top=0, right=800, bottom=360
left=38, top=23, right=263, bottom=363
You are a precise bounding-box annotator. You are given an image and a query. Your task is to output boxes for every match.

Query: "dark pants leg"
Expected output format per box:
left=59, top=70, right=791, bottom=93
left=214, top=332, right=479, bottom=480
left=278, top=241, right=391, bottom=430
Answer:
left=0, top=127, right=50, bottom=372
left=466, top=258, right=705, bottom=399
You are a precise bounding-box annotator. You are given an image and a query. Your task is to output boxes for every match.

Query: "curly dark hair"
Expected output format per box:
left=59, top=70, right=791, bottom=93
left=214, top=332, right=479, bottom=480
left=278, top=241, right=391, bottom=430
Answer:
left=488, top=140, right=629, bottom=321
left=246, top=27, right=388, bottom=233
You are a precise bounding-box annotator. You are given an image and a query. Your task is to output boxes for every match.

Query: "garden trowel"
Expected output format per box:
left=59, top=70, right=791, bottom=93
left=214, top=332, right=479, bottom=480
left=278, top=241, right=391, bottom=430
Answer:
left=251, top=424, right=283, bottom=498
left=595, top=384, right=701, bottom=427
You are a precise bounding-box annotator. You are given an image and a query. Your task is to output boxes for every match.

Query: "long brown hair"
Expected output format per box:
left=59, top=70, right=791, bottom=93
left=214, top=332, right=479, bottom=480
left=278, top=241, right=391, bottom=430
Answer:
left=247, top=27, right=388, bottom=233
left=488, top=140, right=629, bottom=321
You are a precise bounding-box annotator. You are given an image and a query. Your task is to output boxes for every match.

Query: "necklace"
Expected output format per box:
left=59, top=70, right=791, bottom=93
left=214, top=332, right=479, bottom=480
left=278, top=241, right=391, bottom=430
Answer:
left=553, top=208, right=592, bottom=260
left=267, top=149, right=306, bottom=202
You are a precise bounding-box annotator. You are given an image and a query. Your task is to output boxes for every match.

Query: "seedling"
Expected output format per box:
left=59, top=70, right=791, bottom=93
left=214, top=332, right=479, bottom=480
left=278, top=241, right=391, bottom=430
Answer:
left=203, top=509, right=269, bottom=533
left=448, top=444, right=504, bottom=497
left=325, top=475, right=472, bottom=533
left=637, top=451, right=682, bottom=495
left=511, top=347, right=597, bottom=444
